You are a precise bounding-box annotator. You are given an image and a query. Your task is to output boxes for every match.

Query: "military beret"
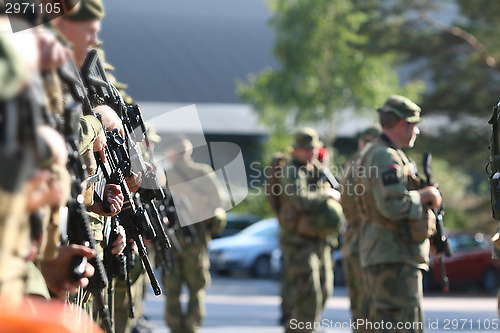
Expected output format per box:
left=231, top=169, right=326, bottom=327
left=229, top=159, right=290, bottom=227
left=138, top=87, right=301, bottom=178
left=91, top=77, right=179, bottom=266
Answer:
left=63, top=0, right=104, bottom=21
left=292, top=127, right=323, bottom=149
left=377, top=95, right=422, bottom=123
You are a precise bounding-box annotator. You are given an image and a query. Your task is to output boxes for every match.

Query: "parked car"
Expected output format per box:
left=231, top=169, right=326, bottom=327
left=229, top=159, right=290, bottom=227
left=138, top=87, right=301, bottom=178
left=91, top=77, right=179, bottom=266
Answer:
left=424, top=231, right=500, bottom=292
left=211, top=212, right=259, bottom=239
left=208, top=217, right=279, bottom=278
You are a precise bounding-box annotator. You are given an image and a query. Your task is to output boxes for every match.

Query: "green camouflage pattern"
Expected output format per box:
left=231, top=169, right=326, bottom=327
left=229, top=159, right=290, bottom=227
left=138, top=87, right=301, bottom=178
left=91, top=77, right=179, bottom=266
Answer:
left=356, top=139, right=430, bottom=270
left=364, top=264, right=424, bottom=333
left=162, top=242, right=211, bottom=333
left=0, top=34, right=27, bottom=100
left=114, top=259, right=145, bottom=333
left=342, top=253, right=370, bottom=332
left=277, top=158, right=342, bottom=239
left=161, top=156, right=226, bottom=333
left=280, top=230, right=333, bottom=333
left=340, top=153, right=364, bottom=256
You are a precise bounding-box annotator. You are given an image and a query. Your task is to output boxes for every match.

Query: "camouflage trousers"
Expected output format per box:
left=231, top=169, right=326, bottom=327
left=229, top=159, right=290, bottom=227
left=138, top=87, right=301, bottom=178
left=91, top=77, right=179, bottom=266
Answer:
left=0, top=190, right=29, bottom=305
left=343, top=252, right=370, bottom=333
left=280, top=259, right=294, bottom=325
left=114, top=255, right=145, bottom=333
left=161, top=243, right=210, bottom=333
left=363, top=264, right=424, bottom=333
left=281, top=238, right=333, bottom=333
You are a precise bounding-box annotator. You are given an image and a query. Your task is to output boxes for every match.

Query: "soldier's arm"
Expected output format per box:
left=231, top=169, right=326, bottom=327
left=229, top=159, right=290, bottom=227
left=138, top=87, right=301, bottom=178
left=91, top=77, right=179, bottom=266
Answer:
left=280, top=166, right=330, bottom=213
left=368, top=149, right=422, bottom=221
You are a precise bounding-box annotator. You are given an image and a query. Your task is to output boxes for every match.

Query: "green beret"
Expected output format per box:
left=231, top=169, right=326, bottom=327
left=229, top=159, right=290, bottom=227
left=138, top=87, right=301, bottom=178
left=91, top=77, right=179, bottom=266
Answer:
left=64, top=0, right=104, bottom=21
left=377, top=95, right=422, bottom=123
left=292, top=127, right=323, bottom=149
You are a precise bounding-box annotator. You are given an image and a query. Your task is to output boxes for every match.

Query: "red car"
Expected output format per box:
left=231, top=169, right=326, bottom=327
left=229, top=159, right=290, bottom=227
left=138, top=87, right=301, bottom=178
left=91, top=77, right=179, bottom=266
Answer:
left=423, top=231, right=500, bottom=292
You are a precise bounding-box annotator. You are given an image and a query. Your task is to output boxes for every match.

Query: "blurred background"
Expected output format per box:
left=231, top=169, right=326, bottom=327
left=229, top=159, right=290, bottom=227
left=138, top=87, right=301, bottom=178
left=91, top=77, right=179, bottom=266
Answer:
left=101, top=0, right=497, bottom=238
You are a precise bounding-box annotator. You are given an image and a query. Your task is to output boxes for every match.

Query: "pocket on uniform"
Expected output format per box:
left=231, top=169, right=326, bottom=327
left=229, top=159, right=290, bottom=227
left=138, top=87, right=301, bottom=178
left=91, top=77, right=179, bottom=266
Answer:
left=408, top=208, right=435, bottom=242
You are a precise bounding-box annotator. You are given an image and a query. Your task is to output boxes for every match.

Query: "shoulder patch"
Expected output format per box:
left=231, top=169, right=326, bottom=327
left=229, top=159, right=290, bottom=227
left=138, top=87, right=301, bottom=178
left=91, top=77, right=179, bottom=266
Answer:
left=381, top=169, right=399, bottom=186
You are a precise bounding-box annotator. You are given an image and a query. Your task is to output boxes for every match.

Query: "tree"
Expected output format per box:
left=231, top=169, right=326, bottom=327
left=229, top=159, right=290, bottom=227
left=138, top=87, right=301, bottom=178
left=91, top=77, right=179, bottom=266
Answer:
left=237, top=0, right=424, bottom=143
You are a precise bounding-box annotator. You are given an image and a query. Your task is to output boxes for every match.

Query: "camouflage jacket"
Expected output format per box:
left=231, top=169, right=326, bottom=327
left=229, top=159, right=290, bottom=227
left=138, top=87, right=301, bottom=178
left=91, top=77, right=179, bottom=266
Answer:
left=356, top=135, right=430, bottom=270
left=278, top=158, right=341, bottom=244
left=340, top=152, right=364, bottom=256
left=167, top=157, right=227, bottom=246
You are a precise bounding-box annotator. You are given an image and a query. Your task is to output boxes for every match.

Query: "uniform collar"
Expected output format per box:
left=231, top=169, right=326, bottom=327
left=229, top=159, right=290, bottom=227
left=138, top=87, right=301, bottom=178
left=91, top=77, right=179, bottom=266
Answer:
left=380, top=133, right=397, bottom=149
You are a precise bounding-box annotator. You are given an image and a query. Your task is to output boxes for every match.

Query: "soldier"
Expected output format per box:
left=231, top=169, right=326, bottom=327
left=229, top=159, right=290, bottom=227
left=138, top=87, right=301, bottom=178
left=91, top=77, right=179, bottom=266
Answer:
left=339, top=125, right=380, bottom=332
left=275, top=127, right=344, bottom=333
left=161, top=135, right=227, bottom=333
left=0, top=10, right=97, bottom=304
left=355, top=95, right=441, bottom=332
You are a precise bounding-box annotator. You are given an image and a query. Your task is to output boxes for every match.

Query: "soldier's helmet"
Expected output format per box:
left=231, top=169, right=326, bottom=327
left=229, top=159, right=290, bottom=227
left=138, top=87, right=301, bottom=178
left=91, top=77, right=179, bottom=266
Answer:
left=292, top=127, right=323, bottom=149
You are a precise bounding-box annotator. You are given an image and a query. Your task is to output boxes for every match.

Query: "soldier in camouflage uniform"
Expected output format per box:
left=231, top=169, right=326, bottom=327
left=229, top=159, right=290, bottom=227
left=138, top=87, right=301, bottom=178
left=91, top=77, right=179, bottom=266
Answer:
left=276, top=128, right=344, bottom=333
left=161, top=135, right=227, bottom=333
left=340, top=125, right=380, bottom=332
left=356, top=96, right=441, bottom=332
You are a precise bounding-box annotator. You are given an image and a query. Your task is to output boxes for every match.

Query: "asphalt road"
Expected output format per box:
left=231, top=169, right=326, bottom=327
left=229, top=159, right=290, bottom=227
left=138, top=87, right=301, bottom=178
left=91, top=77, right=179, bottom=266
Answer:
left=143, top=273, right=498, bottom=333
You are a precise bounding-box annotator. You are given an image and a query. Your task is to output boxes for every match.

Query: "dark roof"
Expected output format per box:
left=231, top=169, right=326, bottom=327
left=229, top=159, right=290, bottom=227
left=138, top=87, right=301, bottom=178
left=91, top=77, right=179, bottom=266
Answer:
left=100, top=0, right=278, bottom=104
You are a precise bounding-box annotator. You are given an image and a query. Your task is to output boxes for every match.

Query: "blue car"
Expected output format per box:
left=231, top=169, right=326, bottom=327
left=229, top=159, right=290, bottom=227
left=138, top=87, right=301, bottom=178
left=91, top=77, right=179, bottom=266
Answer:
left=208, top=217, right=279, bottom=278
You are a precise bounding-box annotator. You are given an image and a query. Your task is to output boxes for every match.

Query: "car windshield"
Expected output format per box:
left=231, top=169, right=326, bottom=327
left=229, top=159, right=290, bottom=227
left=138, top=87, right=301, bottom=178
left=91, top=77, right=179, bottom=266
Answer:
left=239, top=219, right=278, bottom=238
left=448, top=233, right=488, bottom=252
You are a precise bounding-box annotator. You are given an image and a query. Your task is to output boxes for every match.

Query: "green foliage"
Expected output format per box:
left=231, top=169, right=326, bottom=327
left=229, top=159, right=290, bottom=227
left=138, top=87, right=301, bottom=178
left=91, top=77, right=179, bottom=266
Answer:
left=237, top=0, right=500, bottom=232
left=237, top=0, right=424, bottom=134
left=230, top=189, right=274, bottom=220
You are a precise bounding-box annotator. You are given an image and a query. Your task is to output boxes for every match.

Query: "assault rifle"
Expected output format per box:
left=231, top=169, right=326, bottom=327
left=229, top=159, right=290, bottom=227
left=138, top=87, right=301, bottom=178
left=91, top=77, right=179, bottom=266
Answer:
left=423, top=152, right=452, bottom=293
left=94, top=128, right=162, bottom=295
left=60, top=90, right=113, bottom=333
left=103, top=216, right=134, bottom=322
left=59, top=56, right=163, bottom=296
left=80, top=49, right=173, bottom=275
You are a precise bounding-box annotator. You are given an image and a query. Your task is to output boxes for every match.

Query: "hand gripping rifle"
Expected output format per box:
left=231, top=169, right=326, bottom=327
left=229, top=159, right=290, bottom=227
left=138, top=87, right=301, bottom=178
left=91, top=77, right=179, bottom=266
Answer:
left=59, top=55, right=163, bottom=295
left=57, top=74, right=113, bottom=332
left=81, top=49, right=172, bottom=273
left=103, top=216, right=134, bottom=321
left=423, top=152, right=452, bottom=293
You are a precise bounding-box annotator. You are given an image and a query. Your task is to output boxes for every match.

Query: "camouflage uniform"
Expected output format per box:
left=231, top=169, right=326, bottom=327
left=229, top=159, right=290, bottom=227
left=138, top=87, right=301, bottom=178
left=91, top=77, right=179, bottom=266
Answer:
left=161, top=153, right=227, bottom=333
left=340, top=126, right=380, bottom=332
left=356, top=96, right=434, bottom=333
left=340, top=152, right=370, bottom=331
left=276, top=128, right=343, bottom=333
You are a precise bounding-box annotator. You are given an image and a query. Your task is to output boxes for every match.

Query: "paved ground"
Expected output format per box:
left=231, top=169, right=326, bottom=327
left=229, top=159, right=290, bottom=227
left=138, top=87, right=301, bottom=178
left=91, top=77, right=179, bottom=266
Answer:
left=143, top=273, right=498, bottom=333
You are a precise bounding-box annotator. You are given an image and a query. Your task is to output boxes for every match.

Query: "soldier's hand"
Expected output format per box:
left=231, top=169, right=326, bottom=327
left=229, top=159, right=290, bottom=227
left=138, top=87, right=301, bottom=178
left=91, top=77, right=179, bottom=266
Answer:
left=36, top=27, right=72, bottom=71
left=418, top=186, right=442, bottom=210
left=95, top=105, right=125, bottom=138
left=125, top=172, right=142, bottom=193
left=325, top=187, right=341, bottom=203
left=93, top=129, right=107, bottom=163
left=40, top=244, right=96, bottom=298
left=105, top=184, right=124, bottom=215
left=88, top=184, right=124, bottom=216
left=111, top=225, right=127, bottom=255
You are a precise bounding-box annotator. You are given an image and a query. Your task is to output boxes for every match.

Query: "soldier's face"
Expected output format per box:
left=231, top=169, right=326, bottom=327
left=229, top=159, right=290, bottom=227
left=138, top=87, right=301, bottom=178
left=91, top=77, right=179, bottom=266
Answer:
left=55, top=18, right=101, bottom=66
left=402, top=121, right=420, bottom=148
left=294, top=147, right=316, bottom=164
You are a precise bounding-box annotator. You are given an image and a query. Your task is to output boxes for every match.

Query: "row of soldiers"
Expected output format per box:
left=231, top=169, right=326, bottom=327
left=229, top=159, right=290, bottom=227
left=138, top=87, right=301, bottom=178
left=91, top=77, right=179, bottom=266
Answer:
left=268, top=96, right=447, bottom=333
left=0, top=1, right=228, bottom=333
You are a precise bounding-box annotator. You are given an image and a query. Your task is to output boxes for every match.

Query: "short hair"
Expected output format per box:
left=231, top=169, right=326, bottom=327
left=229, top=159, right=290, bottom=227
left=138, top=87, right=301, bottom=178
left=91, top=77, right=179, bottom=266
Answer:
left=378, top=111, right=401, bottom=129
